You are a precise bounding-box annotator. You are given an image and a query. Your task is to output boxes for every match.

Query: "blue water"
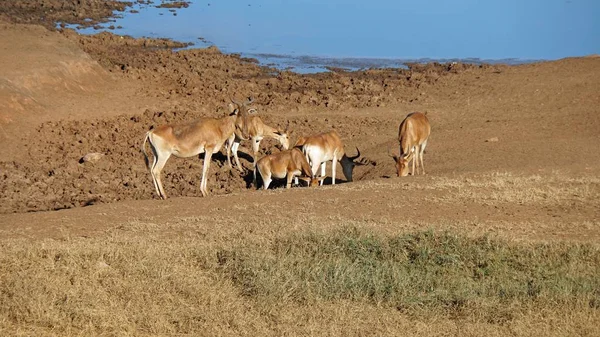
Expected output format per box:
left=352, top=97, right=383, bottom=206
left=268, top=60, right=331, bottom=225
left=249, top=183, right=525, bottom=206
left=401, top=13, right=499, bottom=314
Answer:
left=67, top=0, right=600, bottom=73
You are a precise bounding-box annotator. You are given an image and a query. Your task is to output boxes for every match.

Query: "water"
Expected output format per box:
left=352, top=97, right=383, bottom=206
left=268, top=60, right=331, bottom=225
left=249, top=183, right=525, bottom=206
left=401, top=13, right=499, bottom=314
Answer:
left=66, top=0, right=600, bottom=73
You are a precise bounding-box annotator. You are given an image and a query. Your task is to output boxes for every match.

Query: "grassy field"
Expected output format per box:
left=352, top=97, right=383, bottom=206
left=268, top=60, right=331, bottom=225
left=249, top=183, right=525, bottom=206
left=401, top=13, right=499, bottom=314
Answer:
left=2, top=194, right=599, bottom=336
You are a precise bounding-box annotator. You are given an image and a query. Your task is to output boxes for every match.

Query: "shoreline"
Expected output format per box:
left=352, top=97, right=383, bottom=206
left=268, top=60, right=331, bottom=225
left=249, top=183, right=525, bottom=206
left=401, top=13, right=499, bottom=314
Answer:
left=6, top=0, right=545, bottom=74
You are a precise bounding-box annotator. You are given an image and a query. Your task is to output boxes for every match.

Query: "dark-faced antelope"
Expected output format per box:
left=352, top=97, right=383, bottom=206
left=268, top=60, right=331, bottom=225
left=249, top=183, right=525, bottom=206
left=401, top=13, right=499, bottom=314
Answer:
left=389, top=112, right=431, bottom=177
left=228, top=116, right=290, bottom=171
left=254, top=148, right=323, bottom=189
left=141, top=98, right=254, bottom=199
left=294, top=130, right=370, bottom=185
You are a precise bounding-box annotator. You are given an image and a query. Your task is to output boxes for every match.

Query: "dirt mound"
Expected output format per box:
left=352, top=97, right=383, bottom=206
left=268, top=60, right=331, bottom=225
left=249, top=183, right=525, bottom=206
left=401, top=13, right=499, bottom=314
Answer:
left=0, top=23, right=163, bottom=163
left=0, top=24, right=109, bottom=116
left=0, top=23, right=111, bottom=147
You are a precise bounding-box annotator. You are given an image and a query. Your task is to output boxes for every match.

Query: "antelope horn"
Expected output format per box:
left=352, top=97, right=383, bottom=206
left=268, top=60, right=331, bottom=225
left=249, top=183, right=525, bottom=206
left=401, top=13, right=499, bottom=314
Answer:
left=348, top=146, right=361, bottom=160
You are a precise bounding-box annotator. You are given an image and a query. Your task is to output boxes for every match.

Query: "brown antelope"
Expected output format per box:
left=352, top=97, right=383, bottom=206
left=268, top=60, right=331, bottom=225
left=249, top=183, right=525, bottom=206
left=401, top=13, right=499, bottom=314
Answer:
left=254, top=148, right=323, bottom=189
left=294, top=130, right=370, bottom=185
left=389, top=112, right=431, bottom=177
left=141, top=98, right=254, bottom=199
left=228, top=116, right=290, bottom=171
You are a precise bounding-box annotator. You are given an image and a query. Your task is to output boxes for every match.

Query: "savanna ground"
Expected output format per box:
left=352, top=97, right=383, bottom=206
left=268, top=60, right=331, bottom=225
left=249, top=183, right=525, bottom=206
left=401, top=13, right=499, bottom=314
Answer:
left=0, top=2, right=599, bottom=336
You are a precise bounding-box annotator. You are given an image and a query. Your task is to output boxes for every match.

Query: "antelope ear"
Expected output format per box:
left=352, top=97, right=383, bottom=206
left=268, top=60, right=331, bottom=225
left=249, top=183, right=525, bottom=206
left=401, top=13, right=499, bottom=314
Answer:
left=298, top=177, right=311, bottom=183
left=284, top=121, right=291, bottom=133
left=317, top=176, right=326, bottom=182
left=274, top=130, right=282, bottom=136
left=404, top=153, right=414, bottom=162
left=247, top=108, right=258, bottom=114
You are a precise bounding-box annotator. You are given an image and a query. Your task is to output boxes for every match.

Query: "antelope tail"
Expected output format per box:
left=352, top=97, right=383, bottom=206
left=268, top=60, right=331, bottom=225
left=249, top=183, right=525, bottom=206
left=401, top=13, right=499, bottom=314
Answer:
left=253, top=166, right=259, bottom=189
left=142, top=131, right=152, bottom=171
left=300, top=155, right=314, bottom=179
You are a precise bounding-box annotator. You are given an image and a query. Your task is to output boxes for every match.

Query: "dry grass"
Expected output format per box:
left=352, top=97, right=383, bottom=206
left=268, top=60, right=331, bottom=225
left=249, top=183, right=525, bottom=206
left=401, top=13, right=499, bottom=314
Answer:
left=219, top=229, right=600, bottom=312
left=1, top=220, right=599, bottom=336
left=1, top=170, right=598, bottom=335
left=340, top=171, right=600, bottom=205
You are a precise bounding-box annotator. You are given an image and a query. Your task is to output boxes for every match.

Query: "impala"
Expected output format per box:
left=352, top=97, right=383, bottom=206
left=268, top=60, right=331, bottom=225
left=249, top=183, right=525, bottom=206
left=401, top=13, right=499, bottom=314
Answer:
left=229, top=117, right=290, bottom=171
left=254, top=148, right=323, bottom=189
left=389, top=112, right=431, bottom=177
left=294, top=130, right=370, bottom=185
left=141, top=98, right=254, bottom=199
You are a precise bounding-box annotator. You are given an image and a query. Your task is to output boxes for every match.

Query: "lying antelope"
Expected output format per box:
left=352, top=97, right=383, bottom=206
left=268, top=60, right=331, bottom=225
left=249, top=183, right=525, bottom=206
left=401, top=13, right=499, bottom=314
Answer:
left=294, top=130, right=370, bottom=185
left=254, top=148, right=322, bottom=189
left=389, top=112, right=431, bottom=177
left=141, top=98, right=254, bottom=199
left=229, top=117, right=290, bottom=171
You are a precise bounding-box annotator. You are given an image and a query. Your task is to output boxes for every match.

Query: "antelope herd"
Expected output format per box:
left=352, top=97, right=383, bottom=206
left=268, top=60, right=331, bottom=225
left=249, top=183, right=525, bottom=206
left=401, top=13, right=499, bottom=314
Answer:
left=142, top=98, right=431, bottom=199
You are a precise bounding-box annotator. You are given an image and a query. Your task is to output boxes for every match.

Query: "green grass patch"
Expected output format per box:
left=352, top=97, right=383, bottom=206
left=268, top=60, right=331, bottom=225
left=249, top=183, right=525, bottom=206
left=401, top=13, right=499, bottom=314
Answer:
left=218, top=228, right=600, bottom=318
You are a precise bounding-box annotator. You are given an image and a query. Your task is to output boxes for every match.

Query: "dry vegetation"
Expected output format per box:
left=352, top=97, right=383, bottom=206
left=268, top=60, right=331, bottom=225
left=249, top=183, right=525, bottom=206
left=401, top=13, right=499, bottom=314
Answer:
left=342, top=171, right=600, bottom=206
left=1, top=220, right=599, bottom=336
left=1, top=172, right=599, bottom=336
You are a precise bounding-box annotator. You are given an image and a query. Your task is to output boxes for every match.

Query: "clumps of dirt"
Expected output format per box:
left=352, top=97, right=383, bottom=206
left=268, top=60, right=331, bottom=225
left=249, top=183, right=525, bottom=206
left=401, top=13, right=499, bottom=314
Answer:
left=0, top=104, right=384, bottom=213
left=62, top=30, right=498, bottom=114
left=0, top=0, right=131, bottom=30
left=156, top=1, right=190, bottom=9
left=0, top=109, right=247, bottom=213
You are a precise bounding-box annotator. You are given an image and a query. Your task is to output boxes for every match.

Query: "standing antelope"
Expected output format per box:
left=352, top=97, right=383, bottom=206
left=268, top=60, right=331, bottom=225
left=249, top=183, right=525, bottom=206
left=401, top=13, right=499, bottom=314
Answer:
left=228, top=116, right=290, bottom=171
left=254, top=148, right=323, bottom=189
left=389, top=112, right=431, bottom=177
left=141, top=98, right=254, bottom=199
left=294, top=130, right=370, bottom=185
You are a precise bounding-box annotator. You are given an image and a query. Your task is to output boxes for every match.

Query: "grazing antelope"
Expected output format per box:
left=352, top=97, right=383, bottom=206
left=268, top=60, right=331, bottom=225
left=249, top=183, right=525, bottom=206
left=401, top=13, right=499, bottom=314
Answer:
left=294, top=130, right=370, bottom=185
left=141, top=98, right=254, bottom=199
left=389, top=112, right=431, bottom=177
left=228, top=117, right=290, bottom=171
left=254, top=148, right=323, bottom=189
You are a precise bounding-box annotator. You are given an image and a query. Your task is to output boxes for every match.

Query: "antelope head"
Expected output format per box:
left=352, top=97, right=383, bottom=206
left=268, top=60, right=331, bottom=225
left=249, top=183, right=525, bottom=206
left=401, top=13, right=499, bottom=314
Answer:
left=340, top=147, right=372, bottom=182
left=388, top=146, right=412, bottom=177
left=275, top=121, right=291, bottom=150
left=298, top=176, right=326, bottom=187
left=228, top=97, right=255, bottom=140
